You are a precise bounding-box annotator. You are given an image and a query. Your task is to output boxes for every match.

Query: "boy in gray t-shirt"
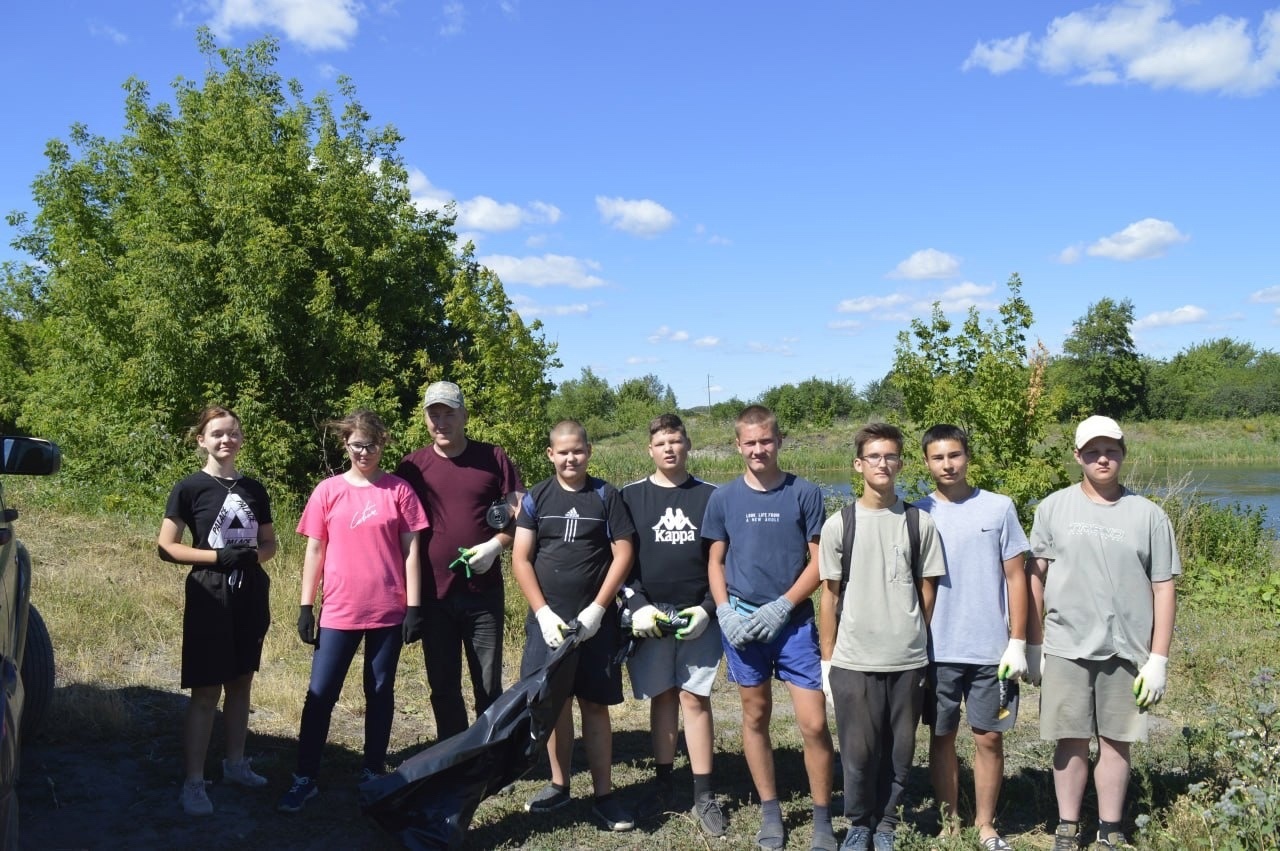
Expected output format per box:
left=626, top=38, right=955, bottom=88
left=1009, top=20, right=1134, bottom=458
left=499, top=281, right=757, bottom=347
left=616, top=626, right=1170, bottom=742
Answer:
left=1028, top=416, right=1180, bottom=851
left=916, top=424, right=1030, bottom=851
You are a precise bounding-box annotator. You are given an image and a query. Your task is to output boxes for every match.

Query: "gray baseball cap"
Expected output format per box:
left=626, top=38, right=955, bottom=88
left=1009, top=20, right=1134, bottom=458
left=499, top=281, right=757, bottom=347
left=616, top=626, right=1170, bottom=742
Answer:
left=423, top=381, right=464, bottom=409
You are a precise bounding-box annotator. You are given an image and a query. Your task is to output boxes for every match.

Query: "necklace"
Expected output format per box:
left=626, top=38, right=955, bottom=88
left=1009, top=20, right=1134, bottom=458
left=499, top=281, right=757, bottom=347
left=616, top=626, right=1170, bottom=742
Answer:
left=203, top=469, right=241, bottom=493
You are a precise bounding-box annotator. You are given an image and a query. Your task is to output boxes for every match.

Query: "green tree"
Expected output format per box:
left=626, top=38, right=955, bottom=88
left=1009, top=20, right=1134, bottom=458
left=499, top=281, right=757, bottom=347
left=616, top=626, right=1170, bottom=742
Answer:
left=1056, top=297, right=1147, bottom=419
left=761, top=377, right=863, bottom=428
left=613, top=373, right=676, bottom=432
left=892, top=273, right=1068, bottom=524
left=1, top=33, right=556, bottom=504
left=546, top=366, right=616, bottom=439
left=1146, top=338, right=1280, bottom=419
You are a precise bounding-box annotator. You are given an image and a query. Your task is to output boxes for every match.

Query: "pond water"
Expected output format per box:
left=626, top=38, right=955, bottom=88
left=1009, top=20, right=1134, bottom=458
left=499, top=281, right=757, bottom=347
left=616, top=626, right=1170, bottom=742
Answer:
left=791, top=464, right=1280, bottom=532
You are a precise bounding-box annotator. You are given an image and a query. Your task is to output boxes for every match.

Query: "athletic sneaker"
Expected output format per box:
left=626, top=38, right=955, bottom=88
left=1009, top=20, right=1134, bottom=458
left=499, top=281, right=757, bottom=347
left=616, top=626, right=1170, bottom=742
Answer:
left=277, top=774, right=318, bottom=813
left=841, top=826, right=871, bottom=851
left=635, top=781, right=673, bottom=820
left=1054, top=822, right=1081, bottom=851
left=1096, top=831, right=1133, bottom=849
left=693, top=795, right=728, bottom=837
left=591, top=795, right=635, bottom=831
left=222, top=757, right=268, bottom=788
left=872, top=830, right=896, bottom=851
left=180, top=778, right=213, bottom=816
left=358, top=767, right=386, bottom=784
left=525, top=783, right=571, bottom=813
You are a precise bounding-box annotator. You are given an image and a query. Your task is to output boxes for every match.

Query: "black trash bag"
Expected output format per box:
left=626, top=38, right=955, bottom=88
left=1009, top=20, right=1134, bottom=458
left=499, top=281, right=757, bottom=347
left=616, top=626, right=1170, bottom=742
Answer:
left=359, top=634, right=581, bottom=850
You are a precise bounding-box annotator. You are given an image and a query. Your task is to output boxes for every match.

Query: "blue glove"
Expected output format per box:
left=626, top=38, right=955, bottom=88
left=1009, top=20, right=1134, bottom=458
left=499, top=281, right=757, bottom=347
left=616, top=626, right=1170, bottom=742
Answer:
left=715, top=602, right=752, bottom=649
left=746, top=597, right=794, bottom=643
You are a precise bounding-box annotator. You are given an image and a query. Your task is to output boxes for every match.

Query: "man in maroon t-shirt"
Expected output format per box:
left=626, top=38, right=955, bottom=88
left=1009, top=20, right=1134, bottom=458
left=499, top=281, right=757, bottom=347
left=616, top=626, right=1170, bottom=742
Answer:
left=396, top=381, right=524, bottom=740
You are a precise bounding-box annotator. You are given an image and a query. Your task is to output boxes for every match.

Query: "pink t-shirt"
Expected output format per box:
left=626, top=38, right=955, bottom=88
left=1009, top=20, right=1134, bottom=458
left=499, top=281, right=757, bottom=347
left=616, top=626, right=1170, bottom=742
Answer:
left=297, top=473, right=429, bottom=630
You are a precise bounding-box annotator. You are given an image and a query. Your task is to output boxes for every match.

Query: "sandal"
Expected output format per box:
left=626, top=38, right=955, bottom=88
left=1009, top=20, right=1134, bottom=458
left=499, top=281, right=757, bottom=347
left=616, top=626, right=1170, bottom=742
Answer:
left=981, top=835, right=1013, bottom=851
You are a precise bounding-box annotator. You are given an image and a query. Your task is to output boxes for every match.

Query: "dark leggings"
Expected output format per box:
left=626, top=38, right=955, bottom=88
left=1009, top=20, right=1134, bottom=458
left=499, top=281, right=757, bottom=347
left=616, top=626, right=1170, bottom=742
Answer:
left=296, top=625, right=403, bottom=777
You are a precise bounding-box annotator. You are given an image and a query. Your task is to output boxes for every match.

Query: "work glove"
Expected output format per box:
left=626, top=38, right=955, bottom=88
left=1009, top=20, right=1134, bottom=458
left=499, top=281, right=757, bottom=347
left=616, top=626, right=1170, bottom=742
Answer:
left=462, top=538, right=503, bottom=575
left=215, top=544, right=258, bottom=572
left=1026, top=644, right=1043, bottom=686
left=715, top=602, right=752, bottom=649
left=630, top=604, right=665, bottom=638
left=747, top=597, right=794, bottom=644
left=575, top=602, right=607, bottom=641
left=675, top=606, right=710, bottom=640
left=821, top=660, right=835, bottom=714
left=1134, top=653, right=1169, bottom=707
left=297, top=605, right=318, bottom=646
left=998, top=638, right=1029, bottom=682
left=402, top=605, right=423, bottom=645
left=534, top=605, right=568, bottom=649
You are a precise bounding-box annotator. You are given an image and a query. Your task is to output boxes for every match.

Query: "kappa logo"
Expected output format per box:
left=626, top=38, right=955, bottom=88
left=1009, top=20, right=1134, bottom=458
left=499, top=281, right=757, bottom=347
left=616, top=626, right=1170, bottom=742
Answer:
left=651, top=507, right=698, bottom=544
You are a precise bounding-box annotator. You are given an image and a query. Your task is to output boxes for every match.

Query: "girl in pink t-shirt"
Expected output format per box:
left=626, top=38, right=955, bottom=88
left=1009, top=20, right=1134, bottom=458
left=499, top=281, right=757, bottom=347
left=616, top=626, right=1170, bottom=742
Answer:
left=278, top=410, right=429, bottom=814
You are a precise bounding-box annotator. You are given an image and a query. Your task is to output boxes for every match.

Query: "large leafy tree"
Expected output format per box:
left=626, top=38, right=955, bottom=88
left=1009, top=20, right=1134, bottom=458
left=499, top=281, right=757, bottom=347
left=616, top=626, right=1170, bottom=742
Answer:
left=760, top=377, right=865, bottom=428
left=891, top=274, right=1068, bottom=524
left=1, top=32, right=556, bottom=505
left=1146, top=338, right=1280, bottom=419
left=1056, top=297, right=1147, bottom=419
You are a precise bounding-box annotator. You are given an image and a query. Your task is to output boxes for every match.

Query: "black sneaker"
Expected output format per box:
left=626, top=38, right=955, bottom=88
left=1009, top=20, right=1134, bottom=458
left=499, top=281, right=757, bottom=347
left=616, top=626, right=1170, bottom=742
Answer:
left=1096, top=831, right=1133, bottom=849
left=693, top=795, right=728, bottom=837
left=525, top=783, right=571, bottom=813
left=635, top=781, right=673, bottom=821
left=592, top=795, right=635, bottom=831
left=1054, top=822, right=1081, bottom=851
left=277, top=774, right=318, bottom=813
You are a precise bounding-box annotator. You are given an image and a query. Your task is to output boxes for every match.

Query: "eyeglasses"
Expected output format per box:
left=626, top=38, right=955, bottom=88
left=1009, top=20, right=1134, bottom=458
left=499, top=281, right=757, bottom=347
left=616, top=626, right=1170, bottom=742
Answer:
left=347, top=442, right=381, bottom=454
left=859, top=453, right=902, bottom=466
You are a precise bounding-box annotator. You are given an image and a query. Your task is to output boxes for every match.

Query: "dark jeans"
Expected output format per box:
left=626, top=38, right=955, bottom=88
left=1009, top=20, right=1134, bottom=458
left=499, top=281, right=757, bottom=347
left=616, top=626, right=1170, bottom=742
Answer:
left=297, top=625, right=403, bottom=777
left=422, top=587, right=505, bottom=740
left=829, top=665, right=926, bottom=833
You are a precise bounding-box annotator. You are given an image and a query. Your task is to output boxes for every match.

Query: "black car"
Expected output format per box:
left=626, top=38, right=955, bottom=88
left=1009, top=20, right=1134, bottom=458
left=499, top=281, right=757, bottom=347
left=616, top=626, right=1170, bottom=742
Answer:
left=0, top=436, right=61, bottom=845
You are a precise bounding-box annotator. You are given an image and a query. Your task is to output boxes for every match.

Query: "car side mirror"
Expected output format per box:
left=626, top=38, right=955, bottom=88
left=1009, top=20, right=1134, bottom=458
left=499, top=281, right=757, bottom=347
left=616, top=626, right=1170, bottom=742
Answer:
left=1, top=437, right=62, bottom=476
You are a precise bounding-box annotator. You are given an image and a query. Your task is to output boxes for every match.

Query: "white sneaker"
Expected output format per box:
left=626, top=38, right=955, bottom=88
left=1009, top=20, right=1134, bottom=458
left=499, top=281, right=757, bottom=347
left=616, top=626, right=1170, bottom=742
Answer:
left=181, top=778, right=213, bottom=816
left=222, top=757, right=268, bottom=788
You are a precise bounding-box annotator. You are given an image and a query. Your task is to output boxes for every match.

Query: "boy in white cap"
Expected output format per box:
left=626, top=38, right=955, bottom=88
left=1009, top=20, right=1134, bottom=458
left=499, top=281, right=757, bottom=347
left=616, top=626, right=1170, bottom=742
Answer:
left=1027, top=415, right=1180, bottom=850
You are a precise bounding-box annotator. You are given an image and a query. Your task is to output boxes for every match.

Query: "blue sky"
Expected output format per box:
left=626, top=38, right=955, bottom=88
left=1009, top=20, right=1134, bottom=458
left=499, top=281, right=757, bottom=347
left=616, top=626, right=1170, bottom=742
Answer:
left=4, top=1, right=1278, bottom=410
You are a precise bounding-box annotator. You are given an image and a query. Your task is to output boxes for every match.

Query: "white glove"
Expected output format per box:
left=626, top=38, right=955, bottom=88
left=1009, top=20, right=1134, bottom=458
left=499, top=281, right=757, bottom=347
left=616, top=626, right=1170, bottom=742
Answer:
left=1026, top=644, right=1043, bottom=686
left=575, top=602, right=607, bottom=640
left=534, top=605, right=568, bottom=649
left=676, top=606, right=710, bottom=640
left=464, top=537, right=503, bottom=574
left=631, top=604, right=664, bottom=638
left=821, top=660, right=834, bottom=714
left=1134, top=653, right=1169, bottom=707
left=998, top=638, right=1029, bottom=682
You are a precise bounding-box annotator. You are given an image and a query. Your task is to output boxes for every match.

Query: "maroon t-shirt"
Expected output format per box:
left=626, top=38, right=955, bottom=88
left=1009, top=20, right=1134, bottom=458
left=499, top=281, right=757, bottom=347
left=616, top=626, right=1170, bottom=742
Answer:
left=395, top=440, right=523, bottom=599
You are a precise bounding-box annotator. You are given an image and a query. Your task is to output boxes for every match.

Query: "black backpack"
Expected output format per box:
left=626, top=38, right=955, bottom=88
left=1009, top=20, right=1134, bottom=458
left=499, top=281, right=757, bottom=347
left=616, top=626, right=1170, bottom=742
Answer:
left=837, top=501, right=921, bottom=615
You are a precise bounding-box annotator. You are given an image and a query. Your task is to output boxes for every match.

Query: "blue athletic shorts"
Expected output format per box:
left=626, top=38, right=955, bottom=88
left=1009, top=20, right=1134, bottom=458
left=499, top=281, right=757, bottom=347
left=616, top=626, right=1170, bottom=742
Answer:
left=722, top=611, right=822, bottom=691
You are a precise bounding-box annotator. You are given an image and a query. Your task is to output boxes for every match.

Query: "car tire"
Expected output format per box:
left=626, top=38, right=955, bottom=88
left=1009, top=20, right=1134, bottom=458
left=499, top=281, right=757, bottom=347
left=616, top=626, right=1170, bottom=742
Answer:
left=20, top=606, right=54, bottom=739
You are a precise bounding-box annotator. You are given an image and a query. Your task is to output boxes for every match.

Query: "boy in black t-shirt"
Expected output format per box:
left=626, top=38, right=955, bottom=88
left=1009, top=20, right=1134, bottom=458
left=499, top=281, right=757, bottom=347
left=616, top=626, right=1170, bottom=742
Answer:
left=512, top=420, right=637, bottom=832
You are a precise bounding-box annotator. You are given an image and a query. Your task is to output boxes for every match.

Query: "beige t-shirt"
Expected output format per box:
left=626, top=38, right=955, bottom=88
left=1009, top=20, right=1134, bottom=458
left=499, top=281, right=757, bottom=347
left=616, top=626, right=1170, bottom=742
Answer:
left=819, top=501, right=947, bottom=672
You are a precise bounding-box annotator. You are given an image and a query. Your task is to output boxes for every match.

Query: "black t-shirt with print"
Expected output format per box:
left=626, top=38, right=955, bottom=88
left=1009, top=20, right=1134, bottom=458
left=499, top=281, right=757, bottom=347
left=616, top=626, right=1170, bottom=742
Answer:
left=620, top=476, right=716, bottom=613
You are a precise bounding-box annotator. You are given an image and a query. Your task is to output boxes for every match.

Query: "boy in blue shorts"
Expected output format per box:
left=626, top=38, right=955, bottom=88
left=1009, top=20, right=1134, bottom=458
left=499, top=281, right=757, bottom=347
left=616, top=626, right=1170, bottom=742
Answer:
left=704, top=405, right=837, bottom=851
left=916, top=424, right=1030, bottom=850
left=818, top=422, right=946, bottom=851
left=512, top=420, right=637, bottom=832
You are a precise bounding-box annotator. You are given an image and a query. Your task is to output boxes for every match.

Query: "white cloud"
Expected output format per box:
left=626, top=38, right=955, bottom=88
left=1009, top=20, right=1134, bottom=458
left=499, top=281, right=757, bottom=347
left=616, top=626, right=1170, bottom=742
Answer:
left=1133, top=304, right=1208, bottom=330
left=510, top=293, right=590, bottom=318
left=692, top=336, right=720, bottom=349
left=962, top=32, right=1031, bottom=73
left=967, top=0, right=1280, bottom=96
left=933, top=281, right=997, bottom=312
left=828, top=319, right=863, bottom=333
left=88, top=21, right=129, bottom=44
left=479, top=254, right=606, bottom=289
left=407, top=169, right=559, bottom=232
left=440, top=1, right=464, bottom=36
left=1249, top=285, right=1280, bottom=303
left=837, top=293, right=911, bottom=313
left=707, top=234, right=732, bottom=246
left=626, top=356, right=659, bottom=365
left=888, top=248, right=961, bottom=280
left=206, top=0, right=361, bottom=50
left=596, top=196, right=676, bottom=237
left=1056, top=244, right=1083, bottom=264
left=1086, top=217, right=1189, bottom=260
left=747, top=341, right=794, bottom=356
left=648, top=326, right=691, bottom=344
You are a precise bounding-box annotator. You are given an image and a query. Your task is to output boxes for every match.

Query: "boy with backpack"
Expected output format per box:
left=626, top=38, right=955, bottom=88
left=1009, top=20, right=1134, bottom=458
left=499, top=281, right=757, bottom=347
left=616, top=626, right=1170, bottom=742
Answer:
left=818, top=422, right=946, bottom=851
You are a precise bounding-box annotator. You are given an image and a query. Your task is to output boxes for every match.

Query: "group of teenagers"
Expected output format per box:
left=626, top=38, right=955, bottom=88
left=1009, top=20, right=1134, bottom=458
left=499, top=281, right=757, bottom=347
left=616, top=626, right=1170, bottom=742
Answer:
left=157, top=381, right=1179, bottom=851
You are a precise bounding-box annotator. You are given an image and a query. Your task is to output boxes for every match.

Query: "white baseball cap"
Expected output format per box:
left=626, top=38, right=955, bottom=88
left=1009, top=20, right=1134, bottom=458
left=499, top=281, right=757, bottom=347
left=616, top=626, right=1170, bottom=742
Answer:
left=1074, top=415, right=1124, bottom=449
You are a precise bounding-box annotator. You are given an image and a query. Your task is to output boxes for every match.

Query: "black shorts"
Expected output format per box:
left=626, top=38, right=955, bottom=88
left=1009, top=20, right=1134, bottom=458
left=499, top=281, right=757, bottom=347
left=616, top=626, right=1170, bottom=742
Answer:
left=181, top=565, right=271, bottom=689
left=520, top=608, right=623, bottom=706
